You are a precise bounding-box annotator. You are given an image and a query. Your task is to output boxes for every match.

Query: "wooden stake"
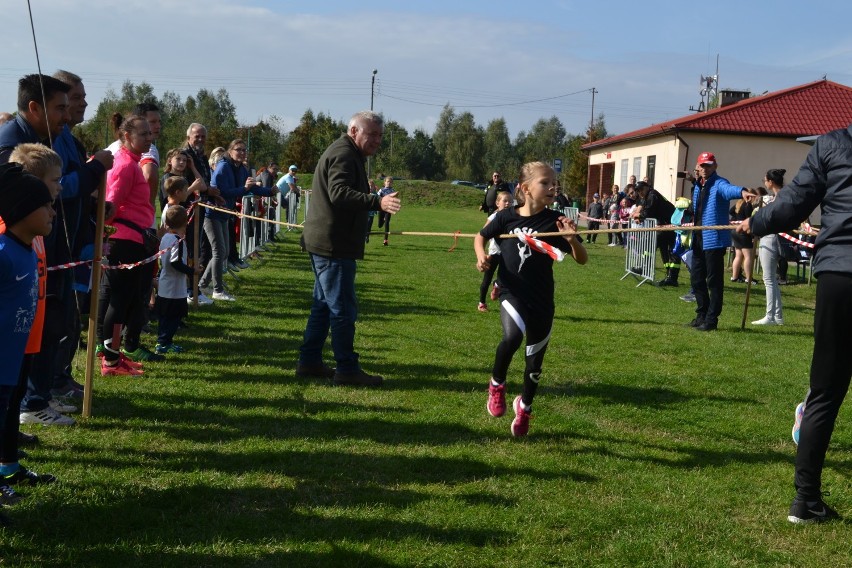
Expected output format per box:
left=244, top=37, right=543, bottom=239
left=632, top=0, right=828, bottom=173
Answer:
left=82, top=176, right=107, bottom=418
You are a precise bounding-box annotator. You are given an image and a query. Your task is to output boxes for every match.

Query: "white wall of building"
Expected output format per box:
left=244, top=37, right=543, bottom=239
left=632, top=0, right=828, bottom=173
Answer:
left=588, top=132, right=813, bottom=205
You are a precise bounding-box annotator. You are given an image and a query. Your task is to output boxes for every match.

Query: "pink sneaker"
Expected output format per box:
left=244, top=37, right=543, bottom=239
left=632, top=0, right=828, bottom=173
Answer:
left=97, top=349, right=143, bottom=370
left=120, top=353, right=144, bottom=370
left=487, top=382, right=506, bottom=417
left=101, top=359, right=144, bottom=376
left=477, top=302, right=488, bottom=313
left=511, top=396, right=532, bottom=437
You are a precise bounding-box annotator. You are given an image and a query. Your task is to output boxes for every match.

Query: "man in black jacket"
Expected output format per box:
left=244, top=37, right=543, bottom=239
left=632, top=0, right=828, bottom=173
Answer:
left=297, top=111, right=401, bottom=386
left=481, top=171, right=510, bottom=215
left=633, top=181, right=679, bottom=286
left=740, top=123, right=852, bottom=524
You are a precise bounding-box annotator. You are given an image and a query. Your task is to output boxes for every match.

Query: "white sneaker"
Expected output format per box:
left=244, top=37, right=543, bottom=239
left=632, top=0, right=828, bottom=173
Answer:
left=751, top=317, right=776, bottom=325
left=188, top=292, right=214, bottom=305
left=775, top=318, right=784, bottom=326
left=20, top=407, right=76, bottom=426
left=212, top=290, right=236, bottom=301
left=48, top=398, right=78, bottom=414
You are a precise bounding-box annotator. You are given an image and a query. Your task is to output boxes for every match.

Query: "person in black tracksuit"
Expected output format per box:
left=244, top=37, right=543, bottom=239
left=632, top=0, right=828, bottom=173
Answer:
left=475, top=161, right=587, bottom=437
left=741, top=122, right=852, bottom=524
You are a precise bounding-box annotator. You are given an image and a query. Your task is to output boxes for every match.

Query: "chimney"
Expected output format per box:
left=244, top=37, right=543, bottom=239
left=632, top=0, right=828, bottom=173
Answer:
left=720, top=89, right=750, bottom=107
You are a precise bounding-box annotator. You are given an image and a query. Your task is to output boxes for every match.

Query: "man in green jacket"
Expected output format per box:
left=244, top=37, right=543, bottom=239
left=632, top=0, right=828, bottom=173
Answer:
left=296, top=111, right=401, bottom=386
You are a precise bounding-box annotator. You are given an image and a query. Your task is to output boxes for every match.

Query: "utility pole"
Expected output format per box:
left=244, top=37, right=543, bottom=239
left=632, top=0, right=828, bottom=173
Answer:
left=370, top=69, right=377, bottom=111
left=589, top=87, right=598, bottom=141
left=369, top=69, right=377, bottom=179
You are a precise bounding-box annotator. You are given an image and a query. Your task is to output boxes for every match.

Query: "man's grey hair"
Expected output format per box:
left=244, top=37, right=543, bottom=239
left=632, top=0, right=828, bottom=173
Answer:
left=186, top=122, right=207, bottom=137
left=53, top=69, right=82, bottom=87
left=348, top=111, right=383, bottom=130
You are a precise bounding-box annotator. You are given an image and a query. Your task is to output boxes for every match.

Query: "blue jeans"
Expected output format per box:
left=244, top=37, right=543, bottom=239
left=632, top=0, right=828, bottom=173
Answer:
left=299, top=254, right=359, bottom=373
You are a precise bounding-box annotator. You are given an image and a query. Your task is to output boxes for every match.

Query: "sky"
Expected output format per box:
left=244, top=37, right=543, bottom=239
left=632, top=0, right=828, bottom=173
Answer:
left=3, top=0, right=852, bottom=140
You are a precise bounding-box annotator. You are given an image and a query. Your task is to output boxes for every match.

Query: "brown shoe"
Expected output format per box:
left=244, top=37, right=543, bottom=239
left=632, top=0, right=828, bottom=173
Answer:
left=296, top=362, right=335, bottom=379
left=332, top=370, right=384, bottom=387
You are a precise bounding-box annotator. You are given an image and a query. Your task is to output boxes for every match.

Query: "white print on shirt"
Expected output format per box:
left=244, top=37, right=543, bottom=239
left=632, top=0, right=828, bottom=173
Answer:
left=15, top=305, right=33, bottom=334
left=15, top=273, right=37, bottom=333
left=511, top=227, right=535, bottom=271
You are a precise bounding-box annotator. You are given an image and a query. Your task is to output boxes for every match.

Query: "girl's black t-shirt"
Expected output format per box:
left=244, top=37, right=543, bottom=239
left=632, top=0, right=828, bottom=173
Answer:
left=480, top=207, right=574, bottom=310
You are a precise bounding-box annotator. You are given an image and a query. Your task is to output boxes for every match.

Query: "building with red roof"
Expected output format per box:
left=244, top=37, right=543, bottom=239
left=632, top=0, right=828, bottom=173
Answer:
left=582, top=80, right=852, bottom=211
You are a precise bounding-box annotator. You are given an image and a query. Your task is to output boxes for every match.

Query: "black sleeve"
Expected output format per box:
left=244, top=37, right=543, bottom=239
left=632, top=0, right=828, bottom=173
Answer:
left=167, top=257, right=194, bottom=277
left=165, top=242, right=194, bottom=276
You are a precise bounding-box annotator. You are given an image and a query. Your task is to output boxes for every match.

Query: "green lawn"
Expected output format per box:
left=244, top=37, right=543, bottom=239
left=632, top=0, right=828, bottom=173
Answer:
left=3, top=200, right=849, bottom=567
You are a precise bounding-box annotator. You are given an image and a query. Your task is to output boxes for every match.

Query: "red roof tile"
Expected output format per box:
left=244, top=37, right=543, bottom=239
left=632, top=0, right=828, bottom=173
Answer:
left=584, top=80, right=852, bottom=150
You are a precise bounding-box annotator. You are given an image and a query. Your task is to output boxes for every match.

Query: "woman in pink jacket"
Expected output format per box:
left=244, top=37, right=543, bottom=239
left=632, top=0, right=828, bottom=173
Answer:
left=99, top=115, right=155, bottom=376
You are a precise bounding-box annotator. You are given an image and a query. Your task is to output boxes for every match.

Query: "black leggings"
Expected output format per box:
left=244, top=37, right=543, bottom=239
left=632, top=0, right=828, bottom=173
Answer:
left=378, top=211, right=391, bottom=241
left=795, top=273, right=852, bottom=500
left=98, top=239, right=148, bottom=360
left=0, top=355, right=31, bottom=463
left=491, top=294, right=554, bottom=407
left=478, top=256, right=498, bottom=304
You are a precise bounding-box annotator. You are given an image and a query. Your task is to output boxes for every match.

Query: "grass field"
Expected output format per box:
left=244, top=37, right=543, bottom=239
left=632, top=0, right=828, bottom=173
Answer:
left=2, top=194, right=850, bottom=567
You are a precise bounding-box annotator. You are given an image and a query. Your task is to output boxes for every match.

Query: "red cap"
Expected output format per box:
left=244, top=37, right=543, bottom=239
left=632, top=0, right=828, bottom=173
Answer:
left=696, top=152, right=716, bottom=166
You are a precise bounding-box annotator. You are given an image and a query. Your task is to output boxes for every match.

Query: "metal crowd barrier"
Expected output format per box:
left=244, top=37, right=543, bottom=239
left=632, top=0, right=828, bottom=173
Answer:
left=237, top=194, right=279, bottom=262
left=301, top=189, right=310, bottom=222
left=559, top=206, right=579, bottom=224
left=284, top=189, right=299, bottom=230
left=620, top=218, right=657, bottom=287
left=234, top=189, right=312, bottom=262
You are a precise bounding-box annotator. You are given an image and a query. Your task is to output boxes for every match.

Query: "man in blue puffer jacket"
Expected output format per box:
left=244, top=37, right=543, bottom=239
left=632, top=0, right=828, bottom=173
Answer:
left=684, top=152, right=748, bottom=331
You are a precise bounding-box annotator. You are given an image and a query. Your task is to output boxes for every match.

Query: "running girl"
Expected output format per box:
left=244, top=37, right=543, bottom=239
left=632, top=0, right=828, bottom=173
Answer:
left=474, top=161, right=587, bottom=436
left=477, top=190, right=512, bottom=312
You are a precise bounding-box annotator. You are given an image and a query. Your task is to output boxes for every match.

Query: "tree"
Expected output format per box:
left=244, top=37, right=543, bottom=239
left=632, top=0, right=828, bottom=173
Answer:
left=431, top=104, right=455, bottom=167
left=74, top=81, right=242, bottom=158
left=483, top=118, right=518, bottom=179
left=444, top=111, right=485, bottom=182
left=191, top=88, right=238, bottom=150
left=281, top=110, right=346, bottom=173
left=519, top=116, right=566, bottom=165
left=284, top=110, right=317, bottom=173
left=374, top=120, right=410, bottom=177
left=562, top=134, right=588, bottom=199
left=312, top=112, right=345, bottom=168
left=239, top=118, right=286, bottom=170
left=406, top=128, right=444, bottom=180
left=563, top=113, right=609, bottom=198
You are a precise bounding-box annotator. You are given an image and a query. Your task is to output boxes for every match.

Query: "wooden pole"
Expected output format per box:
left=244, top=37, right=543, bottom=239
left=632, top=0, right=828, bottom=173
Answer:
left=192, top=204, right=200, bottom=307
left=740, top=238, right=759, bottom=330
left=82, top=176, right=107, bottom=418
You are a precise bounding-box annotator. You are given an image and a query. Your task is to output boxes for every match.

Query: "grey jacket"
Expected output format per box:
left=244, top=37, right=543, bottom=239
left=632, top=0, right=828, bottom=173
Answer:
left=751, top=123, right=852, bottom=277
left=302, top=134, right=381, bottom=259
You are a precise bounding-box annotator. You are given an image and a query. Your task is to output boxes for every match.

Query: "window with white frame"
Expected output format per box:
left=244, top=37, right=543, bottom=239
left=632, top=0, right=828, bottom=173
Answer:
left=633, top=157, right=642, bottom=180
left=620, top=159, right=628, bottom=189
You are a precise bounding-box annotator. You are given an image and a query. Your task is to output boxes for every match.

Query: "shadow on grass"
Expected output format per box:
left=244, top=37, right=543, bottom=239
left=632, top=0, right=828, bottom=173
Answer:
left=82, top=390, right=586, bottom=454
left=562, top=428, right=795, bottom=470
left=563, top=382, right=757, bottom=408
left=5, top=483, right=493, bottom=567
